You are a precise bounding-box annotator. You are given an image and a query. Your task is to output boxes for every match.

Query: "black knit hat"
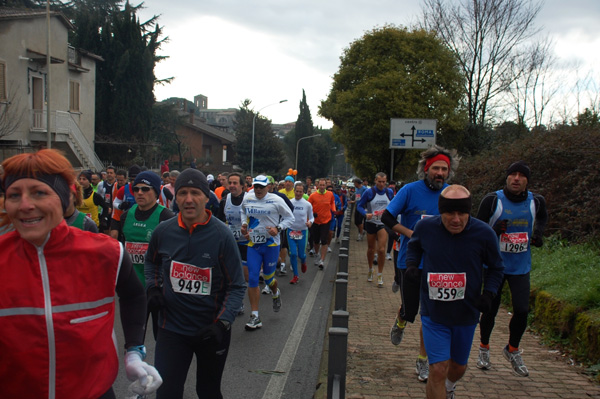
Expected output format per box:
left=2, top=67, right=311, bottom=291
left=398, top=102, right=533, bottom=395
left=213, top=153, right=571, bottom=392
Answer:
left=506, top=161, right=531, bottom=181
left=128, top=164, right=141, bottom=180
left=175, top=168, right=210, bottom=198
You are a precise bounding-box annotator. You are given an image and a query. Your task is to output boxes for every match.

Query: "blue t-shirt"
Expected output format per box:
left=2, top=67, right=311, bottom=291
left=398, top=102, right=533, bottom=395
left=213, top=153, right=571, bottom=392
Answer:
left=385, top=180, right=448, bottom=269
left=488, top=190, right=535, bottom=275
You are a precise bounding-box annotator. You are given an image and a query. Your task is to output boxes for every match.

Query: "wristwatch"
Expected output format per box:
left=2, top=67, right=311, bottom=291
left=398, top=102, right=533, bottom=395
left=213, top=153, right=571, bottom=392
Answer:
left=276, top=226, right=282, bottom=233
left=219, top=320, right=231, bottom=331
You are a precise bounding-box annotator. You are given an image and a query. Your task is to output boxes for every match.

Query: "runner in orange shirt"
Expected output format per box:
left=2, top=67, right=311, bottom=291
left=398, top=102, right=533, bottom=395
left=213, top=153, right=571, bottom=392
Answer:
left=308, top=179, right=336, bottom=269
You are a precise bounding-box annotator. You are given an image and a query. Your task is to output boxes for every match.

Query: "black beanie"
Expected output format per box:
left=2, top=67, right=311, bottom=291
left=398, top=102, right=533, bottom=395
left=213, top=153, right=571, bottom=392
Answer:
left=506, top=161, right=531, bottom=181
left=175, top=168, right=210, bottom=198
left=128, top=164, right=141, bottom=180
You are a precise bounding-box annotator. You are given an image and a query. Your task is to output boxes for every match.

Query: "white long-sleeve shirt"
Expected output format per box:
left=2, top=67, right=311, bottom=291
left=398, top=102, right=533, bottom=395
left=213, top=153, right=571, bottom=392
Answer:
left=289, top=198, right=314, bottom=232
left=240, top=192, right=295, bottom=247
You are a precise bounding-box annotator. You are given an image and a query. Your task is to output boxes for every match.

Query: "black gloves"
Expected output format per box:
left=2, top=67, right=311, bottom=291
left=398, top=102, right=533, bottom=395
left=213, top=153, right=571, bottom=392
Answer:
left=120, top=200, right=132, bottom=210
left=475, top=290, right=496, bottom=313
left=404, top=264, right=421, bottom=284
left=200, top=320, right=229, bottom=346
left=492, top=219, right=508, bottom=236
left=531, top=233, right=543, bottom=247
left=147, top=286, right=166, bottom=313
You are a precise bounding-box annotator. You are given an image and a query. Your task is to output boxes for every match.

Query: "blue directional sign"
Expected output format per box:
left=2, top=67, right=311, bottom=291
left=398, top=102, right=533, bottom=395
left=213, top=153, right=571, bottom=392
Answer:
left=389, top=118, right=437, bottom=149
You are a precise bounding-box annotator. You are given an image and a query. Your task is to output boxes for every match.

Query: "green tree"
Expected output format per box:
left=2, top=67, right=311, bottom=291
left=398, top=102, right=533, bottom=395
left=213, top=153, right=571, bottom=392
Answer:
left=319, top=25, right=466, bottom=178
left=233, top=100, right=285, bottom=175
left=283, top=90, right=332, bottom=178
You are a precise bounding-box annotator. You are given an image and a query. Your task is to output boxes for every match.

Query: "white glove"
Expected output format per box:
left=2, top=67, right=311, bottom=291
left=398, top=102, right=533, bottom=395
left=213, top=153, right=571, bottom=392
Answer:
left=124, top=351, right=163, bottom=395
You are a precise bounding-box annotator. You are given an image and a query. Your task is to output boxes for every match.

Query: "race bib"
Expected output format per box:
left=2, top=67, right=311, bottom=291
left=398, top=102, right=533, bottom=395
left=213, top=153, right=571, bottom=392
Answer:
left=420, top=214, right=433, bottom=219
left=249, top=226, right=269, bottom=244
left=125, top=241, right=149, bottom=265
left=500, top=232, right=529, bottom=253
left=104, top=193, right=111, bottom=204
left=170, top=260, right=211, bottom=296
left=356, top=193, right=361, bottom=201
left=229, top=224, right=243, bottom=241
left=372, top=209, right=384, bottom=221
left=427, top=272, right=466, bottom=301
left=289, top=230, right=303, bottom=240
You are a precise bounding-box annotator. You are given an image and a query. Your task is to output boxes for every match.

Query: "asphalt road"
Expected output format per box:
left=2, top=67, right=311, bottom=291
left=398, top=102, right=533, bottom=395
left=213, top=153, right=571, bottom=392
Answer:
left=112, top=245, right=339, bottom=399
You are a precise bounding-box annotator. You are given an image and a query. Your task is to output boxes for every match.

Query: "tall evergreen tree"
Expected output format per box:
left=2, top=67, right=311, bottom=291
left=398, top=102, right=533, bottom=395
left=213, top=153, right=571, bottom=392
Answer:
left=233, top=100, right=285, bottom=175
left=284, top=90, right=332, bottom=178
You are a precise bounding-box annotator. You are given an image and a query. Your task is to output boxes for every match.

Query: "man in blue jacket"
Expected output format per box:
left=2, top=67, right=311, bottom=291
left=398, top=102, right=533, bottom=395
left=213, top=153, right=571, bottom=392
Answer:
left=406, top=185, right=504, bottom=399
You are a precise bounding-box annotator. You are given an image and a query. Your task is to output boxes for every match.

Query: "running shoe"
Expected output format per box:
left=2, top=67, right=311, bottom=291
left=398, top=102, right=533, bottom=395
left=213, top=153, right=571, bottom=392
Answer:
left=261, top=284, right=271, bottom=295
left=386, top=253, right=392, bottom=261
left=377, top=275, right=384, bottom=287
left=392, top=280, right=400, bottom=293
left=279, top=263, right=287, bottom=275
left=245, top=314, right=262, bottom=330
left=314, top=257, right=320, bottom=265
left=390, top=318, right=406, bottom=345
left=416, top=357, right=429, bottom=382
left=477, top=347, right=491, bottom=370
left=289, top=276, right=299, bottom=284
left=237, top=304, right=245, bottom=316
left=367, top=269, right=373, bottom=282
left=309, top=249, right=315, bottom=257
left=318, top=260, right=324, bottom=270
left=446, top=388, right=455, bottom=399
left=503, top=345, right=529, bottom=376
left=357, top=233, right=363, bottom=241
left=327, top=247, right=332, bottom=253
left=272, top=289, right=281, bottom=312
left=301, top=262, right=307, bottom=273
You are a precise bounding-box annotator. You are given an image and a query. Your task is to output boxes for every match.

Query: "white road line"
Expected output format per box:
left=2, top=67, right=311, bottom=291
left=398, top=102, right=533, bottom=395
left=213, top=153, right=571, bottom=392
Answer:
left=261, top=255, right=329, bottom=399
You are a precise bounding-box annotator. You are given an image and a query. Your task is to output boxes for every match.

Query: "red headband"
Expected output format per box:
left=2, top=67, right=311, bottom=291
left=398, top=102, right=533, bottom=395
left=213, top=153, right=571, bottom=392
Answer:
left=425, top=154, right=450, bottom=172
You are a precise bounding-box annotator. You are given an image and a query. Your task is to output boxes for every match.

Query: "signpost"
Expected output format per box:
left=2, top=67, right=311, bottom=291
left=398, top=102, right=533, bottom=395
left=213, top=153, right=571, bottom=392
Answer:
left=389, top=118, right=437, bottom=180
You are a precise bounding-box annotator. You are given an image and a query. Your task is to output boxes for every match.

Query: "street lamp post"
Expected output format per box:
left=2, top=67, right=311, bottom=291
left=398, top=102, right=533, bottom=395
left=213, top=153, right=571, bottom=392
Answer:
left=251, top=99, right=288, bottom=176
left=295, top=134, right=322, bottom=172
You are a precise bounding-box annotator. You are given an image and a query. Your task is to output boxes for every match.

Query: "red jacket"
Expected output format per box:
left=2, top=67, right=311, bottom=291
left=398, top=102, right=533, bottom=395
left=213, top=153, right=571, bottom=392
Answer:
left=0, top=221, right=122, bottom=399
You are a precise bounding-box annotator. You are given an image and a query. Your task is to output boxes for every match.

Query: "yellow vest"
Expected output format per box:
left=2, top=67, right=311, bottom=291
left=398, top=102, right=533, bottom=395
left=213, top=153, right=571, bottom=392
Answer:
left=77, top=193, right=99, bottom=226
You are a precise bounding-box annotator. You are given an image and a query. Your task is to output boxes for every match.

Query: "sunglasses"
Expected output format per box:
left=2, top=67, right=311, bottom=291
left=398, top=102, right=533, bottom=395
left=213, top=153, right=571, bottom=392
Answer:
left=253, top=185, right=266, bottom=189
left=133, top=186, right=152, bottom=193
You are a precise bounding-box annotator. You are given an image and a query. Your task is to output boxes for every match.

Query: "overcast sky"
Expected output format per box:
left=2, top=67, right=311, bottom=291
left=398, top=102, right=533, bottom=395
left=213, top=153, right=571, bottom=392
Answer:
left=138, top=0, right=600, bottom=127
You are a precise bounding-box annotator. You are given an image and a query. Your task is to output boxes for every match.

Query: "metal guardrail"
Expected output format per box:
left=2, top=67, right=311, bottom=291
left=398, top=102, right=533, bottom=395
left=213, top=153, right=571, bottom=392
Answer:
left=328, top=204, right=354, bottom=399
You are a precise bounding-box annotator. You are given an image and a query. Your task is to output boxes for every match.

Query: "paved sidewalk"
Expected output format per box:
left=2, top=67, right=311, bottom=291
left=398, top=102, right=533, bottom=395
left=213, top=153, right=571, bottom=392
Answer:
left=340, top=221, right=600, bottom=398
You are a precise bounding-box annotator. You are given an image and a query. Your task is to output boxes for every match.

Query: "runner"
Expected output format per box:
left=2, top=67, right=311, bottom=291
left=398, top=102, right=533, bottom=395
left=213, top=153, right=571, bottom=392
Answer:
left=241, top=175, right=295, bottom=330
left=475, top=161, right=548, bottom=376
left=350, top=178, right=367, bottom=240
left=144, top=168, right=246, bottom=398
left=308, top=178, right=336, bottom=269
left=65, top=181, right=98, bottom=233
left=333, top=185, right=347, bottom=243
left=287, top=182, right=314, bottom=284
left=382, top=145, right=460, bottom=382
left=114, top=171, right=175, bottom=284
left=96, top=165, right=118, bottom=234
left=77, top=169, right=108, bottom=229
left=217, top=172, right=248, bottom=315
left=279, top=175, right=295, bottom=199
left=406, top=185, right=504, bottom=399
left=357, top=172, right=394, bottom=287
left=111, top=165, right=141, bottom=239
left=1, top=149, right=161, bottom=398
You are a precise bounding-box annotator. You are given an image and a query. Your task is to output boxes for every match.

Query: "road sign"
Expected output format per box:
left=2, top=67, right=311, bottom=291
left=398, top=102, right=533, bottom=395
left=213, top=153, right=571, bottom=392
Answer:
left=390, top=118, right=437, bottom=149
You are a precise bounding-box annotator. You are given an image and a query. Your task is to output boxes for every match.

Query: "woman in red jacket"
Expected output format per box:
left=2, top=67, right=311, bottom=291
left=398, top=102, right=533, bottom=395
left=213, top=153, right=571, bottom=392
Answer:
left=0, top=149, right=162, bottom=399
